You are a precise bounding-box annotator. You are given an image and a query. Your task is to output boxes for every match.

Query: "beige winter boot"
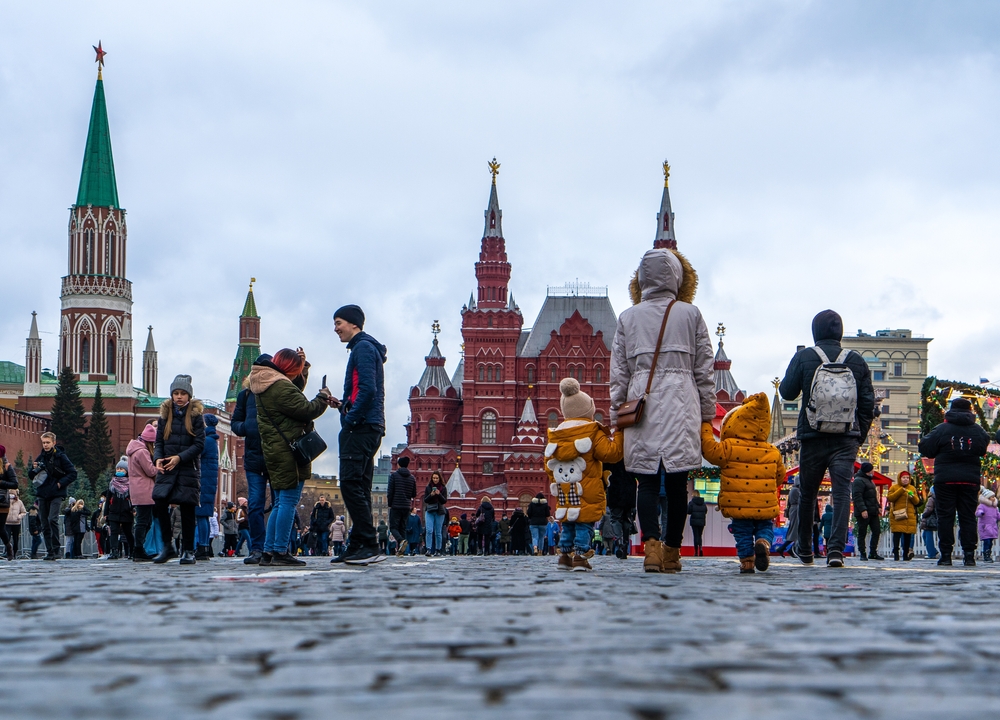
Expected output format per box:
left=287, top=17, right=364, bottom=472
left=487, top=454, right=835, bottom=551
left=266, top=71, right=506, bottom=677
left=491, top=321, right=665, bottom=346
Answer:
left=661, top=545, right=682, bottom=573
left=643, top=539, right=664, bottom=573
left=739, top=557, right=756, bottom=574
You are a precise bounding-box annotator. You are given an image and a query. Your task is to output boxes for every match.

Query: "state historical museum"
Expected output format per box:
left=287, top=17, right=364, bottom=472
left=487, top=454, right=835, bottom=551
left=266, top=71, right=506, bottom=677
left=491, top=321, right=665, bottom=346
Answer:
left=395, top=160, right=681, bottom=516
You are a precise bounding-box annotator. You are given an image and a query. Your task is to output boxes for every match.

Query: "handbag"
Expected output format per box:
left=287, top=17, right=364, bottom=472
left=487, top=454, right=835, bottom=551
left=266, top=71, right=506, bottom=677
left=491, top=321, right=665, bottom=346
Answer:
left=616, top=300, right=676, bottom=429
left=892, top=508, right=909, bottom=522
left=144, top=517, right=164, bottom=556
left=256, top=394, right=328, bottom=465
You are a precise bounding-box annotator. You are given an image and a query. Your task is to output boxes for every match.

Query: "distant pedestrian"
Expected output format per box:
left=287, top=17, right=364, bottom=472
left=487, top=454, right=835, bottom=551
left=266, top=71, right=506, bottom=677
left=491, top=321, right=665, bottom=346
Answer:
left=6, top=489, right=26, bottom=560
left=232, top=370, right=267, bottom=565
left=458, top=513, right=471, bottom=555
left=610, top=248, right=715, bottom=575
left=105, top=457, right=134, bottom=559
left=920, top=487, right=939, bottom=559
left=545, top=516, right=559, bottom=555
left=222, top=502, right=239, bottom=556
left=310, top=495, right=335, bottom=555
left=888, top=471, right=919, bottom=561
left=526, top=493, right=550, bottom=556
left=376, top=519, right=389, bottom=554
left=701, top=393, right=785, bottom=574
left=498, top=513, right=511, bottom=555
left=976, top=489, right=1000, bottom=563
left=406, top=508, right=423, bottom=555
left=447, top=517, right=461, bottom=555
left=474, top=498, right=495, bottom=556
left=686, top=490, right=707, bottom=557
left=194, top=413, right=220, bottom=561
left=820, top=503, right=834, bottom=554
left=152, top=374, right=206, bottom=565
left=510, top=507, right=528, bottom=555
left=69, top=499, right=87, bottom=558
left=423, top=470, right=448, bottom=556
left=28, top=506, right=42, bottom=559
left=127, top=423, right=158, bottom=561
left=387, top=457, right=417, bottom=556
left=0, top=448, right=20, bottom=560
left=330, top=305, right=387, bottom=565
left=605, top=461, right=637, bottom=559
left=851, top=462, right=883, bottom=560
left=777, top=478, right=800, bottom=558
left=330, top=516, right=347, bottom=557
left=28, top=432, right=78, bottom=561
left=919, top=397, right=991, bottom=567
left=236, top=498, right=250, bottom=556
left=779, top=310, right=875, bottom=568
left=250, top=349, right=331, bottom=567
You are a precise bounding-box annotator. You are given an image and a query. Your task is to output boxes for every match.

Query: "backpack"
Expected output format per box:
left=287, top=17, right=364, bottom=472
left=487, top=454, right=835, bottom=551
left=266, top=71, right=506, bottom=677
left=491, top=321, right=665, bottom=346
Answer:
left=805, top=347, right=858, bottom=434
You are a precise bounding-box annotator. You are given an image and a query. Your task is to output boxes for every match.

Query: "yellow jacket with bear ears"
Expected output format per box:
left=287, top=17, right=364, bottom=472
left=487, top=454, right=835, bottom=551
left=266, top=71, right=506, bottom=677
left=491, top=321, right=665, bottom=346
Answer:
left=545, top=420, right=624, bottom=524
left=700, top=392, right=785, bottom=521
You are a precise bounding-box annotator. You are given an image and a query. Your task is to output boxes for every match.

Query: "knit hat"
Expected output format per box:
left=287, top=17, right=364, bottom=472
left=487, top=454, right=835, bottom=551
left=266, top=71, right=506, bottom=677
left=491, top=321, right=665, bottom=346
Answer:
left=0, top=444, right=5, bottom=458
left=397, top=456, right=410, bottom=468
left=170, top=374, right=194, bottom=397
left=140, top=423, right=157, bottom=442
left=559, top=377, right=595, bottom=420
left=951, top=397, right=973, bottom=412
left=334, top=304, right=365, bottom=330
left=115, top=456, right=128, bottom=473
left=859, top=462, right=874, bottom=474
left=238, top=497, right=247, bottom=505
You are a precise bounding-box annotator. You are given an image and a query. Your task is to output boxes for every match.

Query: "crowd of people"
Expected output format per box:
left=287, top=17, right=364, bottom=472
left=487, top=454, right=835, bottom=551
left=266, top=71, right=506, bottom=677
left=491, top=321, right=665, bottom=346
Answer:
left=1, top=250, right=998, bottom=574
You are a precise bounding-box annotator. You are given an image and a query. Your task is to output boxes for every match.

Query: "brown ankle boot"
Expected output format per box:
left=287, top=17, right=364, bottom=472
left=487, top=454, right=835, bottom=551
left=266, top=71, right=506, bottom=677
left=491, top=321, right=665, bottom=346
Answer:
left=661, top=545, right=682, bottom=573
left=739, top=557, right=755, bottom=574
left=643, top=539, right=664, bottom=573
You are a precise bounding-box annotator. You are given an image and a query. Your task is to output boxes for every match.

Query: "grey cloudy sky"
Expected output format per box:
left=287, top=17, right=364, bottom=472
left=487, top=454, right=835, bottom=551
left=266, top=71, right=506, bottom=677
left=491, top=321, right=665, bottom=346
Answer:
left=2, top=2, right=999, bottom=473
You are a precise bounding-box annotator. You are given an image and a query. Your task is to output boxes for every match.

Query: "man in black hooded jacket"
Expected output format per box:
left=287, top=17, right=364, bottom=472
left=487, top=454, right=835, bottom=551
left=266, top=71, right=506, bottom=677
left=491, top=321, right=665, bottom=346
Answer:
left=780, top=310, right=874, bottom=568
left=919, top=397, right=990, bottom=566
left=851, top=462, right=883, bottom=560
left=386, top=457, right=416, bottom=556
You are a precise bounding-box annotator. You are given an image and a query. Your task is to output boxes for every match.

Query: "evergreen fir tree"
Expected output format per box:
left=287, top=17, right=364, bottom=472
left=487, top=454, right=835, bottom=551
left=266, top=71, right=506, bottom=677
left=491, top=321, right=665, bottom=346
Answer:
left=50, top=366, right=86, bottom=467
left=83, top=385, right=115, bottom=494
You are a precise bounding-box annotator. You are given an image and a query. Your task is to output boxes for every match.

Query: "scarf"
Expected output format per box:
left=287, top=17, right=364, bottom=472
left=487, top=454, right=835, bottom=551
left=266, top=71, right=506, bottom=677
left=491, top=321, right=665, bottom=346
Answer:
left=110, top=472, right=129, bottom=497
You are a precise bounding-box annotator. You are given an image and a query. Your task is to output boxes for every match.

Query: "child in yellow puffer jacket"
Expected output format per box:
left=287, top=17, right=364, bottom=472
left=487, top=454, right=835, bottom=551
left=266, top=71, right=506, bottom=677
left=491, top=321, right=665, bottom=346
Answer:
left=701, top=392, right=786, bottom=574
left=545, top=378, right=624, bottom=572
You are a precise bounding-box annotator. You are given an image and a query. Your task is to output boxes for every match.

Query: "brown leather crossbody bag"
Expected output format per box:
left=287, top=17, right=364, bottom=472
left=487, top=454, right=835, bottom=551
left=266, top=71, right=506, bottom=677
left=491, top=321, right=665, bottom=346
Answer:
left=616, top=299, right=675, bottom=429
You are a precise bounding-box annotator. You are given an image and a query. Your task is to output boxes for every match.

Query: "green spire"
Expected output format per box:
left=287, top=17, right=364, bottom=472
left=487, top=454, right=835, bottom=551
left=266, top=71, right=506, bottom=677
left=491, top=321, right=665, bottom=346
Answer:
left=76, top=73, right=120, bottom=208
left=241, top=280, right=259, bottom=318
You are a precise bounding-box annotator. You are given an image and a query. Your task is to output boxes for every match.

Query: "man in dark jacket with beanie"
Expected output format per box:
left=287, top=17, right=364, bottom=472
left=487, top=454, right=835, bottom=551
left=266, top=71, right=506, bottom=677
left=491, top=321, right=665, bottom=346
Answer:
left=330, top=304, right=387, bottom=565
left=852, top=462, right=883, bottom=560
left=29, top=432, right=78, bottom=561
left=386, top=457, right=417, bottom=556
left=233, top=354, right=269, bottom=564
left=780, top=310, right=874, bottom=568
left=919, top=397, right=990, bottom=566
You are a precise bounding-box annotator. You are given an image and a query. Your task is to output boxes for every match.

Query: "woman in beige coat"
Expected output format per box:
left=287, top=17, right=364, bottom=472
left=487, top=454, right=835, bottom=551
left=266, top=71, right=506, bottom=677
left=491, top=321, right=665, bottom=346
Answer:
left=610, top=248, right=716, bottom=573
left=6, top=490, right=27, bottom=560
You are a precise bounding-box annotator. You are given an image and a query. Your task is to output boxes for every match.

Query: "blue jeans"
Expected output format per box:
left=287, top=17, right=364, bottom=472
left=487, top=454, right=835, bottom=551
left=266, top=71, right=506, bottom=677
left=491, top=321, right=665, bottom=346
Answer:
left=195, top=516, right=210, bottom=547
left=236, top=529, right=250, bottom=555
left=732, top=518, right=775, bottom=558
left=530, top=525, right=545, bottom=553
left=264, top=482, right=304, bottom=554
left=797, top=437, right=858, bottom=556
left=318, top=531, right=330, bottom=556
left=923, top=530, right=938, bottom=558
left=246, top=471, right=268, bottom=553
left=559, top=521, right=592, bottom=553
left=425, top=511, right=445, bottom=552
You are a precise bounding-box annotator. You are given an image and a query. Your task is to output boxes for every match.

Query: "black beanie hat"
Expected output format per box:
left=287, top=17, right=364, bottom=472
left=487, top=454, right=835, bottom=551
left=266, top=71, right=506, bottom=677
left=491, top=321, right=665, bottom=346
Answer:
left=812, top=310, right=844, bottom=343
left=860, top=462, right=874, bottom=474
left=334, top=304, right=365, bottom=330
left=397, top=456, right=410, bottom=468
left=951, top=397, right=973, bottom=412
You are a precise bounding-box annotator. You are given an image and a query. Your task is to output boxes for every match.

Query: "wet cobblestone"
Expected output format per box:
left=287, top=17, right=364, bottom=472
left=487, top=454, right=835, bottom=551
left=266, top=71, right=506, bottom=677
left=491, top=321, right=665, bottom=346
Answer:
left=2, top=554, right=998, bottom=719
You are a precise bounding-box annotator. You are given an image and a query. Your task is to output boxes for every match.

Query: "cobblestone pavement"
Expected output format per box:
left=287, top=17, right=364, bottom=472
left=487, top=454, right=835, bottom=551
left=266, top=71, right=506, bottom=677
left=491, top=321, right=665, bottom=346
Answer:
left=3, top=554, right=1000, bottom=719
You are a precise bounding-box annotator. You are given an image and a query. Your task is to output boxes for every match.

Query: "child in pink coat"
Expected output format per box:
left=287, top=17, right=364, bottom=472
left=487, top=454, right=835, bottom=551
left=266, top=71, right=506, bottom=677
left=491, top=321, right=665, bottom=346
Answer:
left=975, top=497, right=1000, bottom=563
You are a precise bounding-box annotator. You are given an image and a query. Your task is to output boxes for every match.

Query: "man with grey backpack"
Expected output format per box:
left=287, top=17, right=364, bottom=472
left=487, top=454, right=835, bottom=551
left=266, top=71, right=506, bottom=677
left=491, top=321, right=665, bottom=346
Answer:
left=780, top=310, right=874, bottom=568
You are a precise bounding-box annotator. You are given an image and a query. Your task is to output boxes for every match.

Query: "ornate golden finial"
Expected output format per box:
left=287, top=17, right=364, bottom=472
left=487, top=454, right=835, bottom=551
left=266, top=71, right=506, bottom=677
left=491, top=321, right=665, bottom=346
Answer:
left=460, top=342, right=465, bottom=355
left=431, top=320, right=441, bottom=340
left=772, top=377, right=781, bottom=391
left=488, top=157, right=500, bottom=184
left=716, top=322, right=725, bottom=338
left=249, top=277, right=256, bottom=291
left=662, top=159, right=670, bottom=188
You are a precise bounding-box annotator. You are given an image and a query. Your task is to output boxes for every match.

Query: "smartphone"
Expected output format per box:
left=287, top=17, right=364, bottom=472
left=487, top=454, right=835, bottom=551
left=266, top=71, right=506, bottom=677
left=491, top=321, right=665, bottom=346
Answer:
left=321, top=374, right=327, bottom=389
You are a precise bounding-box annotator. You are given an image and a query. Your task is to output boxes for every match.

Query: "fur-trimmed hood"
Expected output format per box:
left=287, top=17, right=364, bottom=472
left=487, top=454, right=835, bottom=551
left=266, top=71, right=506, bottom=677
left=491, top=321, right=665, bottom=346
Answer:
left=248, top=365, right=293, bottom=395
left=158, top=398, right=204, bottom=440
left=629, top=249, right=698, bottom=306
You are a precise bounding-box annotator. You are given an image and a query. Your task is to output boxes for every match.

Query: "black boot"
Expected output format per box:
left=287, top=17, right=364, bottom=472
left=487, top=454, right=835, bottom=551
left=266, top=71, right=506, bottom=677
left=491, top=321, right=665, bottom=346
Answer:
left=153, top=545, right=178, bottom=564
left=964, top=551, right=977, bottom=567
left=893, top=549, right=900, bottom=561
left=179, top=550, right=197, bottom=565
left=938, top=549, right=953, bottom=566
left=859, top=550, right=868, bottom=561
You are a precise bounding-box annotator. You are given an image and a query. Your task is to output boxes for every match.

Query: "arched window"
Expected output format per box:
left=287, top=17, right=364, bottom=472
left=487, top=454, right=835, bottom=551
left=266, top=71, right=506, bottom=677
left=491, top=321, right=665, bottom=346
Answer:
left=494, top=365, right=502, bottom=382
left=84, top=229, right=94, bottom=274
left=483, top=461, right=494, bottom=475
left=550, top=365, right=558, bottom=382
left=478, top=365, right=485, bottom=381
left=487, top=316, right=493, bottom=328
left=595, top=366, right=603, bottom=383
left=107, top=339, right=115, bottom=376
left=106, top=230, right=116, bottom=276
left=481, top=411, right=497, bottom=444
left=547, top=411, right=559, bottom=429
left=81, top=337, right=90, bottom=373
left=486, top=366, right=493, bottom=382
left=427, top=418, right=437, bottom=444
left=526, top=366, right=535, bottom=384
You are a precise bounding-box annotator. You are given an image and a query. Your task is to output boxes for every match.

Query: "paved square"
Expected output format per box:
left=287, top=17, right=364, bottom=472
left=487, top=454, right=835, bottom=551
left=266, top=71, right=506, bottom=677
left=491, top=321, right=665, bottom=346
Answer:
left=4, top=555, right=998, bottom=719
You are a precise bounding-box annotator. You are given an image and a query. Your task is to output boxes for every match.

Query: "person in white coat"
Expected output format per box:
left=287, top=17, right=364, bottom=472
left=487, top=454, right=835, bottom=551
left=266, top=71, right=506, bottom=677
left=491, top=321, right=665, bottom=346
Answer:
left=610, top=248, right=715, bottom=573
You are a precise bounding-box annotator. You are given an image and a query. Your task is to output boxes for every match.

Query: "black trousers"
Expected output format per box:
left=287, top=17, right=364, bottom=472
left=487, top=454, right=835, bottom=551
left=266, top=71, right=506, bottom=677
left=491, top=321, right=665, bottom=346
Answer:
left=854, top=514, right=880, bottom=555
left=36, top=497, right=62, bottom=557
left=109, top=520, right=133, bottom=556
left=153, top=500, right=195, bottom=552
left=635, top=467, right=689, bottom=547
left=134, top=505, right=153, bottom=552
left=691, top=525, right=704, bottom=552
left=338, top=424, right=383, bottom=547
left=388, top=507, right=409, bottom=545
left=935, top=483, right=978, bottom=555
left=6, top=520, right=20, bottom=557
left=892, top=531, right=913, bottom=557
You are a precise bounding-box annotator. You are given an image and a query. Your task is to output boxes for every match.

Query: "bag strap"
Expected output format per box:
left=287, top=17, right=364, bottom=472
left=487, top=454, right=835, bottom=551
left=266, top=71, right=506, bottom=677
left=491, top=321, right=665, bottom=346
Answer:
left=254, top=393, right=297, bottom=451
left=835, top=348, right=851, bottom=364
left=644, top=300, right=677, bottom=397
left=812, top=346, right=832, bottom=365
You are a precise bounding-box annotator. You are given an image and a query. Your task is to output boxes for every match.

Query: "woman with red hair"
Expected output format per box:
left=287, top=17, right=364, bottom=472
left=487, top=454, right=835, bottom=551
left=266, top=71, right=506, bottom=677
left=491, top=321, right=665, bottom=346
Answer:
left=248, top=348, right=331, bottom=566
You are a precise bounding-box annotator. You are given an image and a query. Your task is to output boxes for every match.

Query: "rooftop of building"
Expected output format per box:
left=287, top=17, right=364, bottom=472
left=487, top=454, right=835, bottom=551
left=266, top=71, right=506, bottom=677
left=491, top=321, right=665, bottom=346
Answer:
left=518, top=285, right=618, bottom=357
left=851, top=329, right=932, bottom=342
left=0, top=361, right=57, bottom=386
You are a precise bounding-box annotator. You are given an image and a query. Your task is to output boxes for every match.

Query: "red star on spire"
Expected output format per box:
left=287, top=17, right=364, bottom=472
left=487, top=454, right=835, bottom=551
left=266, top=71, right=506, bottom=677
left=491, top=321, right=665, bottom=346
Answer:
left=93, top=41, right=107, bottom=68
